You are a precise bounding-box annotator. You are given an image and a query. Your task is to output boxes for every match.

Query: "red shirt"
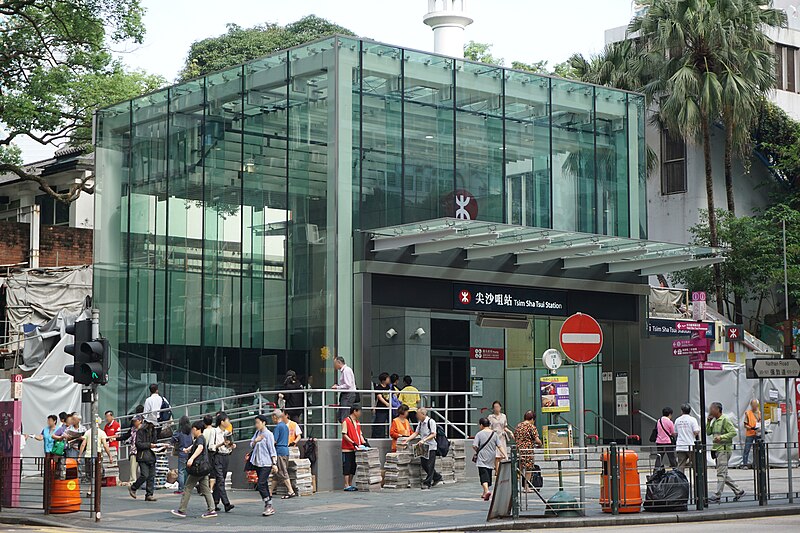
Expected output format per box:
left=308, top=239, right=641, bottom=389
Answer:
left=341, top=416, right=364, bottom=452
left=104, top=420, right=121, bottom=449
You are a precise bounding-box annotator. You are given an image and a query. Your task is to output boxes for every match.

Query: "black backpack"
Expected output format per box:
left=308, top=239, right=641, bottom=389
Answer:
left=158, top=397, right=173, bottom=423
left=433, top=420, right=451, bottom=457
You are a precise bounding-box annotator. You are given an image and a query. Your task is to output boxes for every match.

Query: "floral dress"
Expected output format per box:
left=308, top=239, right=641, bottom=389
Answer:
left=514, top=421, right=540, bottom=470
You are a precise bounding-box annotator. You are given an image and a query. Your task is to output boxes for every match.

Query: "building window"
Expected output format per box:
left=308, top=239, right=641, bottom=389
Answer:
left=661, top=130, right=686, bottom=195
left=35, top=193, right=69, bottom=226
left=776, top=43, right=799, bottom=93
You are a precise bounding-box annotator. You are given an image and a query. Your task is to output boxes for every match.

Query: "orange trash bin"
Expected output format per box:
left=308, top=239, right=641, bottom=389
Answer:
left=600, top=448, right=642, bottom=513
left=50, top=458, right=81, bottom=514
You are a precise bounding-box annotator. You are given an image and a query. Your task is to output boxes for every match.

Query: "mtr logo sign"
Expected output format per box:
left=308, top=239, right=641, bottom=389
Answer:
left=459, top=290, right=472, bottom=304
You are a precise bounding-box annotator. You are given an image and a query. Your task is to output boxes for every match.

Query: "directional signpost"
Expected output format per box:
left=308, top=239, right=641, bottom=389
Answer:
left=746, top=358, right=800, bottom=380
left=559, top=313, right=603, bottom=514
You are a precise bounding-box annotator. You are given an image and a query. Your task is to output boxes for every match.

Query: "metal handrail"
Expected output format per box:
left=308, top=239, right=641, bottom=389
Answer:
left=114, top=387, right=476, bottom=443
left=584, top=408, right=640, bottom=444
left=637, top=408, right=659, bottom=423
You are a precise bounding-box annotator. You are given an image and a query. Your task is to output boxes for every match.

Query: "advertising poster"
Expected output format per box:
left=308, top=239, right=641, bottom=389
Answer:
left=540, top=375, right=570, bottom=413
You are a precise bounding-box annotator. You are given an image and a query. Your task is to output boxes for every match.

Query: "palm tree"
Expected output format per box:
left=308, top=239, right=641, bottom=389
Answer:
left=630, top=0, right=729, bottom=312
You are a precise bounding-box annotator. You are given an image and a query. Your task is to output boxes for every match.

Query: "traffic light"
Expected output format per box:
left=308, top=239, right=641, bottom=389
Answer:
left=64, top=319, right=92, bottom=385
left=80, top=338, right=109, bottom=385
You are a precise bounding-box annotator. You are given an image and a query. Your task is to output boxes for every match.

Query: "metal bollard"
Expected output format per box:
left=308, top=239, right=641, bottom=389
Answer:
left=755, top=438, right=768, bottom=506
left=693, top=440, right=706, bottom=510
left=511, top=443, right=519, bottom=520
left=609, top=442, right=619, bottom=515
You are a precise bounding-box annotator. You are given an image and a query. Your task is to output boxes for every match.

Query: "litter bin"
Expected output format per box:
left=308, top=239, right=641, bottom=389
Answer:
left=51, top=458, right=81, bottom=514
left=600, top=448, right=642, bottom=513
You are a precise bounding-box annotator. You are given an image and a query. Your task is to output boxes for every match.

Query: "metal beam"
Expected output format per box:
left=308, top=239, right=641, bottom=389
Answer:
left=466, top=237, right=552, bottom=261
left=607, top=254, right=693, bottom=273
left=515, top=243, right=602, bottom=265
left=371, top=228, right=458, bottom=252
left=638, top=256, right=725, bottom=276
left=413, top=232, right=500, bottom=255
left=562, top=248, right=647, bottom=269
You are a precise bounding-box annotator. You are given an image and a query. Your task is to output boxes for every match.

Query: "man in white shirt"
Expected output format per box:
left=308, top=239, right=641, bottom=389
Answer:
left=674, top=403, right=700, bottom=474
left=332, top=356, right=356, bottom=422
left=142, top=384, right=163, bottom=426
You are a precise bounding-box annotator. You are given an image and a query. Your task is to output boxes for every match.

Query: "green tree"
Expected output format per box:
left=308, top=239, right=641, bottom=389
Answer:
left=511, top=60, right=549, bottom=74
left=0, top=0, right=146, bottom=203
left=463, top=41, right=503, bottom=65
left=179, top=15, right=355, bottom=80
left=568, top=40, right=645, bottom=92
left=753, top=99, right=800, bottom=196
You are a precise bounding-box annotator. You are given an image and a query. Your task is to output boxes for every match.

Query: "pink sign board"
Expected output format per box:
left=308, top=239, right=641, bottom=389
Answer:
left=693, top=361, right=723, bottom=371
left=689, top=353, right=709, bottom=364
left=0, top=401, right=22, bottom=507
left=676, top=321, right=711, bottom=332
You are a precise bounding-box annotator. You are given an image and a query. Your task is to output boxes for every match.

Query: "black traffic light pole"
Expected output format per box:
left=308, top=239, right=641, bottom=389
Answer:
left=90, top=308, right=100, bottom=521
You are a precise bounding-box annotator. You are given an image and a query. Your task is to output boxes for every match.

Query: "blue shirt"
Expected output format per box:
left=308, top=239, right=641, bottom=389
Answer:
left=172, top=431, right=193, bottom=459
left=250, top=428, right=276, bottom=468
left=41, top=427, right=55, bottom=453
left=273, top=421, right=289, bottom=456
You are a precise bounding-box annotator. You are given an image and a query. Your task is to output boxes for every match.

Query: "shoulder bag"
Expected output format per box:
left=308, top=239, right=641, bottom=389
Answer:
left=472, top=432, right=492, bottom=463
left=186, top=439, right=212, bottom=477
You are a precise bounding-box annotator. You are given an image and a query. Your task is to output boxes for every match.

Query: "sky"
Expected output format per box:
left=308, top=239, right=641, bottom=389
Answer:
left=18, top=0, right=635, bottom=162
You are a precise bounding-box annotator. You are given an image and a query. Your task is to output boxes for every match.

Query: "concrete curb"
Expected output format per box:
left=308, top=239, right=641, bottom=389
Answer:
left=0, top=512, right=74, bottom=529
left=431, top=504, right=800, bottom=531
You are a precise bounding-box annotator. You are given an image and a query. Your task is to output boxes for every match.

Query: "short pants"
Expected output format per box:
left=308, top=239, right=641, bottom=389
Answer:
left=342, top=451, right=356, bottom=476
left=478, top=466, right=493, bottom=486
left=274, top=455, right=290, bottom=481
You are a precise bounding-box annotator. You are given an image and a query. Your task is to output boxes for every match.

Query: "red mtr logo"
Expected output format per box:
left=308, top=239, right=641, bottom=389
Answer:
left=459, top=290, right=472, bottom=305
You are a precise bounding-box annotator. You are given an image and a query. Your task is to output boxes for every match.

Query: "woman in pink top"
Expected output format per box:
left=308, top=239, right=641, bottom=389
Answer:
left=655, top=406, right=677, bottom=468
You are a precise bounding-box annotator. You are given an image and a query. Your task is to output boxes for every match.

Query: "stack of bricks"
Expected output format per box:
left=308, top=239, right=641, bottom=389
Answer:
left=354, top=448, right=382, bottom=491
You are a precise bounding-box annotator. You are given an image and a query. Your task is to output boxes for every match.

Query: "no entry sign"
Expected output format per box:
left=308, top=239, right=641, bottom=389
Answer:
left=559, top=313, right=603, bottom=364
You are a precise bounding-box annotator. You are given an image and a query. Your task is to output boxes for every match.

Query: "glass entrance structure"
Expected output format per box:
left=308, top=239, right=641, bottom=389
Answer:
left=95, top=36, right=716, bottom=434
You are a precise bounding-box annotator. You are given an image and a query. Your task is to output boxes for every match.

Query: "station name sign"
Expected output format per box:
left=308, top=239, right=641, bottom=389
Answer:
left=648, top=318, right=714, bottom=339
left=454, top=283, right=567, bottom=316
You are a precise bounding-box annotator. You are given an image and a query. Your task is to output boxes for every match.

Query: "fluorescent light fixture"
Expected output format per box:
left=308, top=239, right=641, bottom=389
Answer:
left=476, top=314, right=529, bottom=329
left=424, top=135, right=434, bottom=139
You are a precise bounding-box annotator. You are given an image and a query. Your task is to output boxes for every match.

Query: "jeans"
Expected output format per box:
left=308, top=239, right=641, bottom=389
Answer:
left=656, top=444, right=677, bottom=468
left=742, top=435, right=756, bottom=466
left=132, top=460, right=155, bottom=497
left=713, top=451, right=742, bottom=497
left=420, top=450, right=442, bottom=487
left=179, top=474, right=214, bottom=513
left=255, top=465, right=273, bottom=505
left=177, top=456, right=187, bottom=491
left=212, top=453, right=231, bottom=507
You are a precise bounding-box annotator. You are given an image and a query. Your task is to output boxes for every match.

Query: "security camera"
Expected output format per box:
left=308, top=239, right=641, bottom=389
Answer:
left=414, top=327, right=426, bottom=337
left=385, top=328, right=397, bottom=339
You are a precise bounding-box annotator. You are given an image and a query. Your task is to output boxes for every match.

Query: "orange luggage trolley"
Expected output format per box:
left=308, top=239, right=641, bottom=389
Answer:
left=600, top=447, right=642, bottom=513
left=50, top=458, right=81, bottom=514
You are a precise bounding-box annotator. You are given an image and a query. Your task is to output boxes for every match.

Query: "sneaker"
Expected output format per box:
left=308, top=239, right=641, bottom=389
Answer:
left=171, top=509, right=187, bottom=518
left=262, top=505, right=276, bottom=517
left=343, top=485, right=357, bottom=492
left=173, top=490, right=183, bottom=495
left=201, top=510, right=218, bottom=519
left=734, top=490, right=745, bottom=502
left=224, top=504, right=235, bottom=513
left=128, top=487, right=137, bottom=499
left=214, top=506, right=220, bottom=512
left=145, top=495, right=157, bottom=502
left=708, top=495, right=720, bottom=503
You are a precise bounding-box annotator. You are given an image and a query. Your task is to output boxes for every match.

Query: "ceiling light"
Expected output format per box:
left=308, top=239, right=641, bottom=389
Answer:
left=424, top=135, right=434, bottom=139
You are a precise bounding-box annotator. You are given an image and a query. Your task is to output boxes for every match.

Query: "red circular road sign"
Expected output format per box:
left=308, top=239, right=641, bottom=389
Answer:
left=559, top=313, right=603, bottom=364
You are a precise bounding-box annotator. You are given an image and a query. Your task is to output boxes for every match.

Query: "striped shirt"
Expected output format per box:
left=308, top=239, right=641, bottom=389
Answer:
left=249, top=428, right=277, bottom=468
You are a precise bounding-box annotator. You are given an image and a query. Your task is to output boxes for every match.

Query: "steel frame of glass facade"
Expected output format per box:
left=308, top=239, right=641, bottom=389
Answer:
left=94, top=36, right=647, bottom=413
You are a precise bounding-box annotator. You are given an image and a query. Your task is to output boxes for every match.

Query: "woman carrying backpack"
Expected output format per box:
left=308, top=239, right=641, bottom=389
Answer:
left=171, top=421, right=215, bottom=519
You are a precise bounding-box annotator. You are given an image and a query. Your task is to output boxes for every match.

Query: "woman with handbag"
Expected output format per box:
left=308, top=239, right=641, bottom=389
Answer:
left=655, top=406, right=678, bottom=468
left=513, top=410, right=543, bottom=492
left=171, top=421, right=216, bottom=519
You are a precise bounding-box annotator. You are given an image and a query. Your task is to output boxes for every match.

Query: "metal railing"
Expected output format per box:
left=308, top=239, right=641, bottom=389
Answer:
left=114, top=387, right=475, bottom=452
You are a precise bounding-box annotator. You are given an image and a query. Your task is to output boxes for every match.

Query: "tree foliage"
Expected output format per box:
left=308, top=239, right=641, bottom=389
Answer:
left=0, top=0, right=148, bottom=203
left=753, top=99, right=800, bottom=195
left=179, top=15, right=355, bottom=81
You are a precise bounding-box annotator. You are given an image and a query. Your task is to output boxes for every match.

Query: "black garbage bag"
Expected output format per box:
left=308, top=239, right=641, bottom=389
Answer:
left=643, top=466, right=690, bottom=512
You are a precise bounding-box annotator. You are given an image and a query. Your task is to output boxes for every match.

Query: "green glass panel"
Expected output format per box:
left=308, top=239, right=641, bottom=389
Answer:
left=595, top=87, right=629, bottom=237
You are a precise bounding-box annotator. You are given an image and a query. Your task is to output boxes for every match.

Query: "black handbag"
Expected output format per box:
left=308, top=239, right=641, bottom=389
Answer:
left=244, top=452, right=257, bottom=472
left=531, top=464, right=544, bottom=489
left=187, top=441, right=211, bottom=477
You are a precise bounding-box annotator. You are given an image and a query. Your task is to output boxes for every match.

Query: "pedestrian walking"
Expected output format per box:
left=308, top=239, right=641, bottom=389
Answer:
left=706, top=402, right=745, bottom=502
left=674, top=403, right=700, bottom=474
left=201, top=414, right=216, bottom=492
left=740, top=399, right=760, bottom=469
left=390, top=405, right=412, bottom=452
left=341, top=404, right=366, bottom=491
left=513, top=410, right=542, bottom=490
left=211, top=412, right=236, bottom=512
left=655, top=407, right=678, bottom=468
left=474, top=417, right=504, bottom=501
left=271, top=408, right=296, bottom=499
left=129, top=416, right=160, bottom=502
left=487, top=401, right=512, bottom=471
left=171, top=421, right=216, bottom=519
left=398, top=375, right=420, bottom=423
left=408, top=407, right=442, bottom=489
left=171, top=416, right=192, bottom=494
left=249, top=414, right=278, bottom=517
left=332, top=356, right=357, bottom=422
left=372, top=372, right=391, bottom=438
